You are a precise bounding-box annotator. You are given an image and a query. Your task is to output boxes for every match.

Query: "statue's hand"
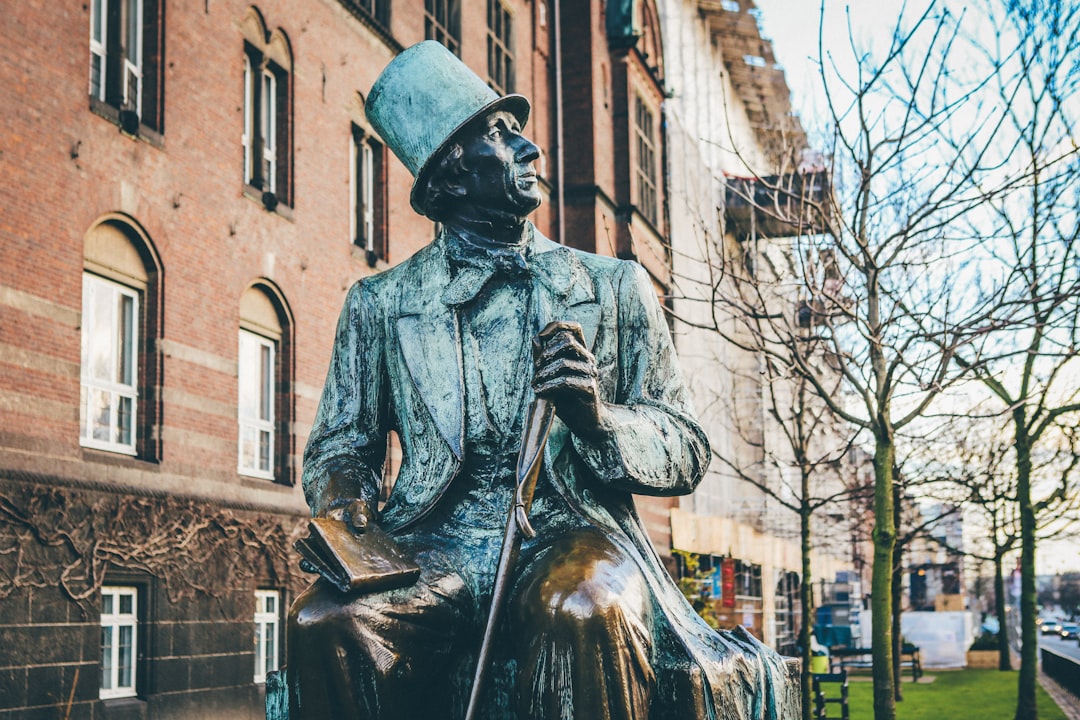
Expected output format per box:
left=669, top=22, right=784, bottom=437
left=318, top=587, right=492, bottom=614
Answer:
left=532, top=321, right=610, bottom=443
left=322, top=498, right=373, bottom=533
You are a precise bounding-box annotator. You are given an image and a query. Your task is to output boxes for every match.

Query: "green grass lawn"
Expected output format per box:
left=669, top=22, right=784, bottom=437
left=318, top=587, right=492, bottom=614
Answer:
left=826, top=669, right=1069, bottom=720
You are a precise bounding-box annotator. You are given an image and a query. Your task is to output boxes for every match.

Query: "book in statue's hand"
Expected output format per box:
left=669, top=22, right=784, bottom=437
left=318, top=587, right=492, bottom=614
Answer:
left=295, top=517, right=420, bottom=594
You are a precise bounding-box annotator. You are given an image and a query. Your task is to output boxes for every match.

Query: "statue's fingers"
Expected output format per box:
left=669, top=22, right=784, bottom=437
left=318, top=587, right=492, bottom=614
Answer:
left=533, top=357, right=597, bottom=384
left=538, top=320, right=585, bottom=344
left=535, top=332, right=596, bottom=366
left=532, top=375, right=596, bottom=399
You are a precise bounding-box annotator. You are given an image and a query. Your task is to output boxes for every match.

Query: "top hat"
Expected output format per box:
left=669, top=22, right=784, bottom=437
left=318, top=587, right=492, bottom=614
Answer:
left=366, top=41, right=531, bottom=214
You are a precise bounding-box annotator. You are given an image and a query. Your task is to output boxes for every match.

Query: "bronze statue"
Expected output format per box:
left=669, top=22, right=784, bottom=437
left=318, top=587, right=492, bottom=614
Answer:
left=282, top=41, right=797, bottom=720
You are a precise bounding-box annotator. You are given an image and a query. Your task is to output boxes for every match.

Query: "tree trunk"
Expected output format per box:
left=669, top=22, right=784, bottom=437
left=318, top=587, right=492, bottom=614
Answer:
left=801, top=493, right=813, bottom=720
left=891, top=485, right=903, bottom=701
left=1015, top=422, right=1037, bottom=720
left=994, top=550, right=1012, bottom=671
left=871, top=435, right=897, bottom=720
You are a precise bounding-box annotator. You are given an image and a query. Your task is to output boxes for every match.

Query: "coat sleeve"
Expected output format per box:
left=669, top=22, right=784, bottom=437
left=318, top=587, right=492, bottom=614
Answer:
left=570, top=261, right=711, bottom=496
left=301, top=280, right=389, bottom=517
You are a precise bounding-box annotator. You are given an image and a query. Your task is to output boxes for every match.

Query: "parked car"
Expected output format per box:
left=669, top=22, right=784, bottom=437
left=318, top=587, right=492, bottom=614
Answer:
left=1041, top=619, right=1063, bottom=635
left=1060, top=623, right=1079, bottom=639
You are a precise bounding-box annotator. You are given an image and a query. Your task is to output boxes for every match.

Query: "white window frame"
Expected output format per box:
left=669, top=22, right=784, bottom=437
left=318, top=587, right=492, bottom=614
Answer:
left=261, top=69, right=277, bottom=193
left=81, top=273, right=139, bottom=455
left=122, top=0, right=143, bottom=116
left=243, top=55, right=253, bottom=185
left=243, top=57, right=278, bottom=193
left=238, top=330, right=275, bottom=479
left=89, top=0, right=108, bottom=101
left=350, top=131, right=376, bottom=253
left=254, top=590, right=280, bottom=683
left=100, top=586, right=138, bottom=699
left=87, top=0, right=144, bottom=115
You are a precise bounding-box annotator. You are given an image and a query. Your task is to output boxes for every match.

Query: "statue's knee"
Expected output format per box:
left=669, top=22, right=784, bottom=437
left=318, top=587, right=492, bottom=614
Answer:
left=534, top=570, right=643, bottom=637
left=288, top=586, right=348, bottom=642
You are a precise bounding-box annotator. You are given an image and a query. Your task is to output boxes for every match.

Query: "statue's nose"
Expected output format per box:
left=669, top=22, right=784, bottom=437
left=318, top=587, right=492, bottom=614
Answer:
left=514, top=136, right=540, bottom=164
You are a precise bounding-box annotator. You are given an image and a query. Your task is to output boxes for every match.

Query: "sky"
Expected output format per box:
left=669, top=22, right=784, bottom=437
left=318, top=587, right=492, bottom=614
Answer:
left=748, top=0, right=1080, bottom=578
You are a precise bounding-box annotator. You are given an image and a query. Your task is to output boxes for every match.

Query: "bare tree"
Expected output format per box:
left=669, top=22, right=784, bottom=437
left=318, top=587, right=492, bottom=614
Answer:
left=711, top=346, right=869, bottom=720
left=662, top=2, right=1069, bottom=717
left=940, top=1, right=1080, bottom=716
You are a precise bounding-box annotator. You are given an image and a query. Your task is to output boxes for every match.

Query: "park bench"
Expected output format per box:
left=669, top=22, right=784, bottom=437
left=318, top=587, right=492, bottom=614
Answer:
left=829, top=644, right=922, bottom=681
left=811, top=669, right=849, bottom=720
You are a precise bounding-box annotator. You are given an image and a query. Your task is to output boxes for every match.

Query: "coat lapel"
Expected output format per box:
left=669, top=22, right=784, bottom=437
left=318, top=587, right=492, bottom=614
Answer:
left=530, top=233, right=602, bottom=465
left=396, top=241, right=465, bottom=461
left=530, top=235, right=600, bottom=349
left=393, top=227, right=600, bottom=466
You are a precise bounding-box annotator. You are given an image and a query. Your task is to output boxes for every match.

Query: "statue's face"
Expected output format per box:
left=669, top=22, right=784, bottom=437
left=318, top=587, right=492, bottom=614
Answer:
left=455, top=110, right=542, bottom=218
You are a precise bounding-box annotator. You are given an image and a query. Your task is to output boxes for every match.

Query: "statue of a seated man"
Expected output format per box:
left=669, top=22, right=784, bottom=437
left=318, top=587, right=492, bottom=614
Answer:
left=286, top=41, right=796, bottom=720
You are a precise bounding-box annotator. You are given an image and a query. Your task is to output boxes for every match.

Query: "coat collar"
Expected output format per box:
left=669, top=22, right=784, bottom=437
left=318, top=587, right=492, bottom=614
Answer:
left=396, top=223, right=599, bottom=460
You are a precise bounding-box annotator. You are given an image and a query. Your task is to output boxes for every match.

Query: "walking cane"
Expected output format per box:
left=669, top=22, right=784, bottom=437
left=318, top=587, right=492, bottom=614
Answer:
left=463, top=396, right=555, bottom=720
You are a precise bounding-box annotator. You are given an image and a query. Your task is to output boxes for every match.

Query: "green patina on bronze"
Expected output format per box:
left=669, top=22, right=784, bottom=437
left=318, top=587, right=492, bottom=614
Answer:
left=270, top=40, right=798, bottom=720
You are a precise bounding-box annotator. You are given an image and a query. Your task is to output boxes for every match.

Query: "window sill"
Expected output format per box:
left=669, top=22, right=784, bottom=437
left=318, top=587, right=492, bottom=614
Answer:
left=89, top=98, right=164, bottom=149
left=81, top=446, right=161, bottom=470
left=350, top=243, right=387, bottom=269
left=99, top=695, right=148, bottom=720
left=243, top=184, right=294, bottom=221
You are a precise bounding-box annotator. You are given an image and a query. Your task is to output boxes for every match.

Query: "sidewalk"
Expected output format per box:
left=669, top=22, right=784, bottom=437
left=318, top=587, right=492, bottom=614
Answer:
left=1041, top=671, right=1080, bottom=720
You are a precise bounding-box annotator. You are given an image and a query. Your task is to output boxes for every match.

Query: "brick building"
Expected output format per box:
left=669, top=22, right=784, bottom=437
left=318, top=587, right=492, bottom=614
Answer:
left=0, top=0, right=699, bottom=717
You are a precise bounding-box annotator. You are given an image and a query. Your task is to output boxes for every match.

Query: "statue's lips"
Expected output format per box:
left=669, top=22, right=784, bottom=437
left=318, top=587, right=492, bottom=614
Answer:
left=516, top=169, right=538, bottom=188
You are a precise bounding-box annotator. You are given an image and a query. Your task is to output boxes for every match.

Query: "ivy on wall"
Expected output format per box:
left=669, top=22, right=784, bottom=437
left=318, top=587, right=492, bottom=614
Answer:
left=0, top=482, right=308, bottom=614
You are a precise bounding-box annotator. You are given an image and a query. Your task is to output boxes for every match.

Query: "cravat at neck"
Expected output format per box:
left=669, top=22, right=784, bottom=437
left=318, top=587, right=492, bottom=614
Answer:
left=442, top=224, right=534, bottom=306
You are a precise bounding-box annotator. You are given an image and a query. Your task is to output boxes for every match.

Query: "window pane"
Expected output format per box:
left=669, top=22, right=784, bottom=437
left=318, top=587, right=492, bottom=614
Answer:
left=264, top=629, right=276, bottom=677
left=88, top=282, right=115, bottom=382
left=240, top=425, right=256, bottom=468
left=101, top=626, right=114, bottom=690
left=259, top=430, right=272, bottom=471
left=91, top=390, right=112, bottom=442
left=91, top=55, right=104, bottom=98
left=255, top=627, right=264, bottom=670
left=92, top=0, right=103, bottom=42
left=259, top=344, right=272, bottom=422
left=103, top=592, right=114, bottom=615
left=118, top=293, right=135, bottom=386
left=265, top=595, right=276, bottom=613
left=125, top=0, right=140, bottom=64
left=118, top=625, right=133, bottom=688
left=116, top=396, right=133, bottom=446
left=239, top=333, right=257, bottom=418
left=243, top=56, right=253, bottom=184
left=119, top=592, right=133, bottom=615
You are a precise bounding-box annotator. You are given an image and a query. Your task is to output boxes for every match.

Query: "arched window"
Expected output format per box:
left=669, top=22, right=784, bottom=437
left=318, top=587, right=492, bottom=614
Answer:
left=349, top=93, right=389, bottom=266
left=238, top=282, right=294, bottom=483
left=241, top=8, right=293, bottom=211
left=81, top=216, right=163, bottom=459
